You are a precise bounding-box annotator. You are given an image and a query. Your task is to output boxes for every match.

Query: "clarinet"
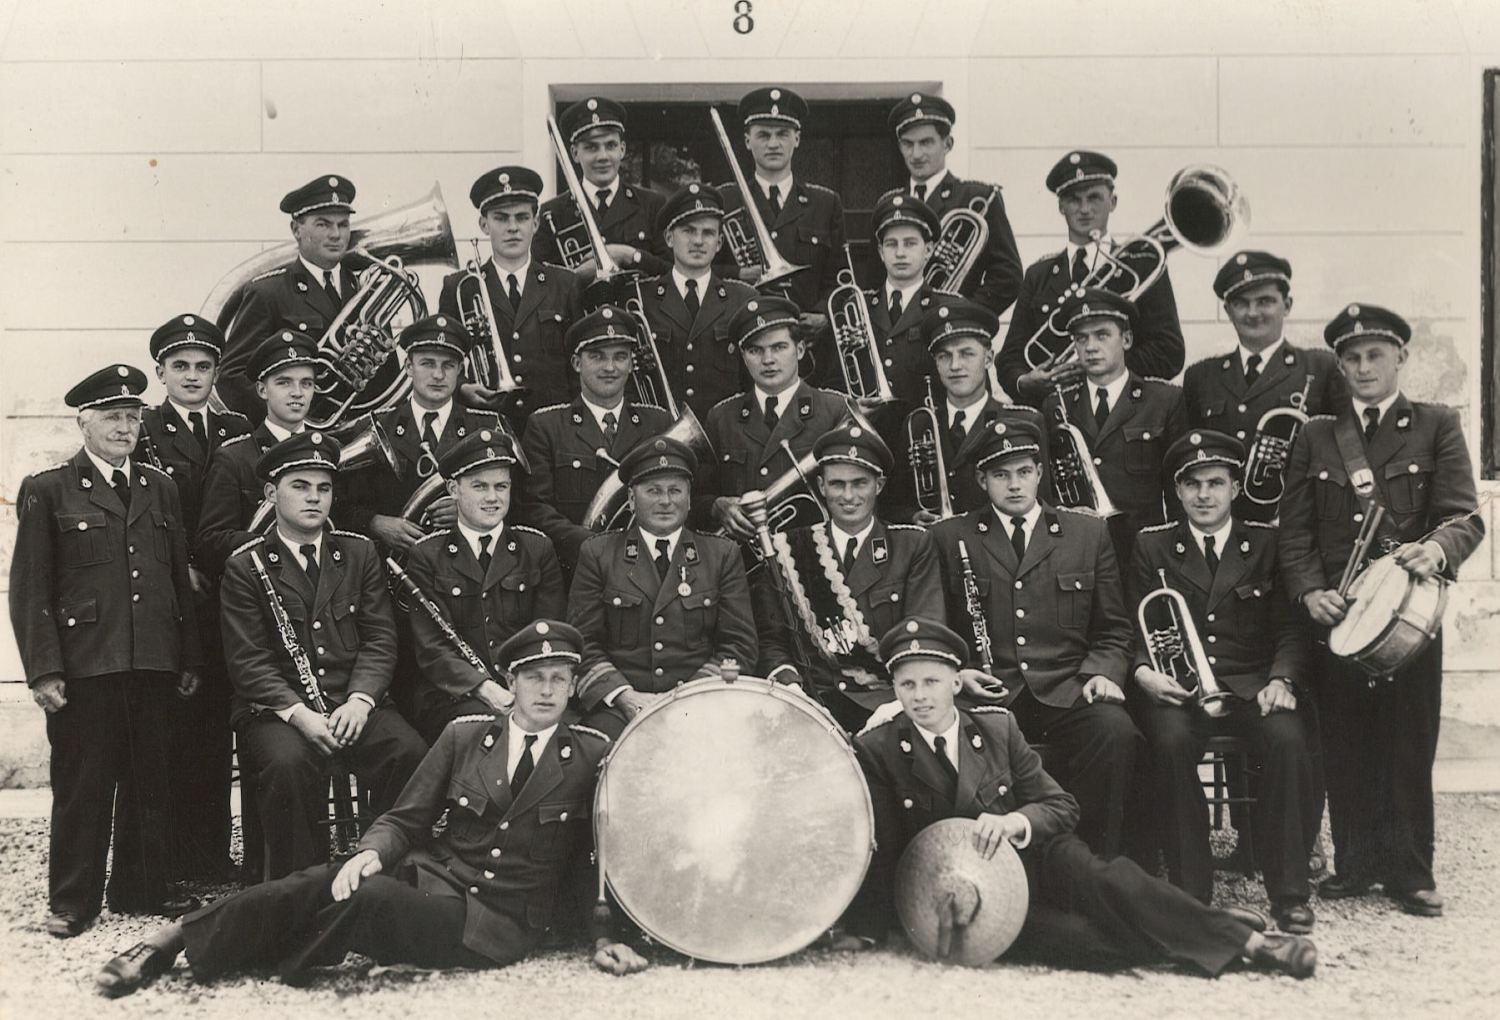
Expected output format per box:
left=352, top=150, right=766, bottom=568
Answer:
left=138, top=422, right=166, bottom=472
left=248, top=550, right=331, bottom=715
left=956, top=540, right=994, bottom=671
left=386, top=557, right=500, bottom=688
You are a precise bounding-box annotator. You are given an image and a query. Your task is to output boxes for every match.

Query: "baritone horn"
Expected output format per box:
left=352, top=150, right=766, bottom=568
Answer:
left=1138, top=569, right=1230, bottom=718
left=246, top=413, right=399, bottom=532
left=1242, top=375, right=1311, bottom=510
left=709, top=107, right=808, bottom=291
left=399, top=416, right=528, bottom=530
left=456, top=239, right=523, bottom=395
left=925, top=185, right=997, bottom=296
left=583, top=407, right=715, bottom=532
left=903, top=380, right=952, bottom=519
left=827, top=244, right=895, bottom=407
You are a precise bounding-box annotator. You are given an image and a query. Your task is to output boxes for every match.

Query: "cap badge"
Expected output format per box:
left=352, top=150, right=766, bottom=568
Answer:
left=938, top=306, right=949, bottom=319
left=480, top=430, right=492, bottom=442
left=905, top=620, right=919, bottom=633
left=1348, top=304, right=1360, bottom=316
left=118, top=385, right=130, bottom=396
left=756, top=316, right=766, bottom=327
left=602, top=307, right=614, bottom=319
left=994, top=422, right=1006, bottom=435
left=540, top=640, right=553, bottom=656
left=893, top=196, right=904, bottom=207
left=436, top=316, right=447, bottom=327
left=908, top=640, right=921, bottom=653
left=328, top=176, right=340, bottom=187
left=1069, top=152, right=1081, bottom=164
left=536, top=621, right=550, bottom=635
left=183, top=315, right=195, bottom=325
left=587, top=98, right=598, bottom=110
left=281, top=331, right=293, bottom=341
left=1190, top=432, right=1202, bottom=445
left=911, top=92, right=923, bottom=103
left=653, top=439, right=666, bottom=451
left=689, top=183, right=700, bottom=194
left=116, top=365, right=129, bottom=377
left=658, top=455, right=669, bottom=468
left=770, top=88, right=781, bottom=100
left=498, top=172, right=510, bottom=185
left=1236, top=254, right=1248, bottom=265
left=850, top=426, right=862, bottom=438
left=747, top=300, right=758, bottom=312
left=310, top=432, right=323, bottom=445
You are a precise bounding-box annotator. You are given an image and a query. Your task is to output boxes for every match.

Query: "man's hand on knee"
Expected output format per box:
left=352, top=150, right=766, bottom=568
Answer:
left=331, top=849, right=382, bottom=902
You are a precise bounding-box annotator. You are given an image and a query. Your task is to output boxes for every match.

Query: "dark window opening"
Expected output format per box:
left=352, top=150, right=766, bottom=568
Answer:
left=1483, top=69, right=1499, bottom=477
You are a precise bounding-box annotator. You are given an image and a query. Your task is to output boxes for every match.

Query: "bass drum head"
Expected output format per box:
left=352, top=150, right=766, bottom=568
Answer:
left=1329, top=556, right=1405, bottom=657
left=595, top=678, right=874, bottom=964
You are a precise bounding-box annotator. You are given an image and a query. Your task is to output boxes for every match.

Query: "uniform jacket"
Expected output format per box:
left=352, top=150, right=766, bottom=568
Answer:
left=1130, top=519, right=1310, bottom=699
left=637, top=272, right=758, bottom=422
left=437, top=260, right=583, bottom=432
left=846, top=706, right=1080, bottom=940
left=569, top=526, right=757, bottom=709
left=931, top=504, right=1133, bottom=707
left=533, top=183, right=670, bottom=278
left=754, top=520, right=945, bottom=706
left=1278, top=396, right=1484, bottom=602
left=694, top=381, right=852, bottom=526
left=194, top=424, right=280, bottom=576
left=135, top=403, right=253, bottom=540
left=516, top=397, right=674, bottom=569
left=356, top=712, right=611, bottom=962
left=219, top=528, right=396, bottom=724
left=10, top=451, right=201, bottom=685
left=403, top=524, right=566, bottom=720
left=877, top=176, right=1024, bottom=316
left=865, top=283, right=940, bottom=409
left=715, top=178, right=847, bottom=313
left=996, top=248, right=1185, bottom=404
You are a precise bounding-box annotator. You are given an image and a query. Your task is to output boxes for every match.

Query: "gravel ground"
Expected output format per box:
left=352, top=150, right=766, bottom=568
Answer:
left=2, top=796, right=1498, bottom=1020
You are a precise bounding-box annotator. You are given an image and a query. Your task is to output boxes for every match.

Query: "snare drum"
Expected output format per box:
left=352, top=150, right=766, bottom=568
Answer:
left=594, top=676, right=875, bottom=964
left=1328, top=555, right=1448, bottom=676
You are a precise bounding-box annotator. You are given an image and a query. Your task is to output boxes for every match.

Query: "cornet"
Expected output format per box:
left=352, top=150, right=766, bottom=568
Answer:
left=925, top=185, right=997, bottom=296
left=1138, top=569, right=1230, bottom=718
left=455, top=239, right=524, bottom=396
left=1242, top=375, right=1311, bottom=511
left=903, top=380, right=953, bottom=519
left=1048, top=389, right=1121, bottom=518
left=827, top=244, right=895, bottom=407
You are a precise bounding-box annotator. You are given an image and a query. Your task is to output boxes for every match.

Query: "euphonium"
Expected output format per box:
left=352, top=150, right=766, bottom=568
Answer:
left=246, top=413, right=399, bottom=532
left=1243, top=375, right=1312, bottom=510
left=399, top=415, right=527, bottom=529
left=1138, top=569, right=1230, bottom=718
left=925, top=185, right=997, bottom=296
left=827, top=244, right=896, bottom=407
left=455, top=238, right=523, bottom=395
left=1024, top=166, right=1248, bottom=371
left=709, top=107, right=808, bottom=291
left=903, top=380, right=952, bottom=519
left=583, top=407, right=714, bottom=532
left=1048, top=389, right=1121, bottom=518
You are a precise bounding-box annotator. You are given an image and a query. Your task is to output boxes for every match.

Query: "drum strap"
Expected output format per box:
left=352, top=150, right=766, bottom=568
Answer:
left=1333, top=412, right=1398, bottom=545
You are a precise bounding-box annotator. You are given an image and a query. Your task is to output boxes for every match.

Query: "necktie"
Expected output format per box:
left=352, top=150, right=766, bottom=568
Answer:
left=595, top=187, right=611, bottom=218
left=654, top=538, right=672, bottom=580
left=768, top=184, right=782, bottom=216
left=948, top=409, right=966, bottom=451
left=511, top=734, right=538, bottom=793
left=1245, top=352, right=1262, bottom=387
left=422, top=410, right=440, bottom=451
left=1009, top=515, right=1027, bottom=561
left=1204, top=535, right=1220, bottom=575
left=322, top=269, right=341, bottom=306
left=841, top=536, right=858, bottom=575
left=889, top=289, right=904, bottom=323
left=914, top=182, right=928, bottom=202
left=933, top=735, right=959, bottom=786
left=506, top=273, right=521, bottom=311
left=478, top=534, right=493, bottom=574
left=111, top=469, right=131, bottom=509
left=190, top=411, right=209, bottom=451
left=1072, top=248, right=1090, bottom=284
left=1094, top=387, right=1111, bottom=430
left=1363, top=406, right=1380, bottom=444
left=602, top=411, right=618, bottom=444
left=684, top=277, right=700, bottom=319
left=300, top=543, right=320, bottom=589
left=764, top=395, right=780, bottom=430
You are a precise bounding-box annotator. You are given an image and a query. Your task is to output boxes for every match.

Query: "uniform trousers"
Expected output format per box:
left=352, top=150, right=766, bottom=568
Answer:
left=45, top=671, right=174, bottom=917
left=236, top=707, right=426, bottom=880
left=1317, top=637, right=1443, bottom=893
left=167, top=660, right=233, bottom=879
left=1128, top=690, right=1315, bottom=904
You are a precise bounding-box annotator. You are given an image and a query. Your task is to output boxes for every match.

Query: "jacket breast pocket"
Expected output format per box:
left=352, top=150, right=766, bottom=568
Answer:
left=57, top=596, right=99, bottom=630
left=679, top=588, right=720, bottom=643
left=292, top=313, right=327, bottom=335
left=1385, top=455, right=1435, bottom=515
left=531, top=800, right=590, bottom=861
left=535, top=308, right=567, bottom=350
left=495, top=571, right=537, bottom=622
left=55, top=511, right=112, bottom=566
left=447, top=777, right=488, bottom=820
left=1199, top=400, right=1229, bottom=423
left=718, top=448, right=750, bottom=489
left=330, top=597, right=359, bottom=650
left=1056, top=571, right=1095, bottom=630
left=864, top=583, right=905, bottom=635
left=1123, top=424, right=1166, bottom=475
left=975, top=771, right=1015, bottom=813
left=1309, top=464, right=1348, bottom=521
left=556, top=452, right=601, bottom=502
left=604, top=589, right=643, bottom=647
left=795, top=225, right=829, bottom=266
left=438, top=574, right=484, bottom=630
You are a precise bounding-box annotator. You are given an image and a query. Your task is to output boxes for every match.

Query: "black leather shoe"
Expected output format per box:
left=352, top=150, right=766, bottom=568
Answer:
left=46, top=911, right=94, bottom=939
left=1248, top=933, right=1318, bottom=979
left=1317, top=873, right=1373, bottom=899
left=152, top=892, right=201, bottom=919
left=1390, top=888, right=1443, bottom=917
left=95, top=942, right=177, bottom=998
left=1272, top=900, right=1316, bottom=934
left=1221, top=906, right=1268, bottom=933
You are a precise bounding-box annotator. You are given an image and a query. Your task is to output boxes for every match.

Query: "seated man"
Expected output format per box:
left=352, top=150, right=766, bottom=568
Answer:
left=93, top=620, right=649, bottom=997
left=403, top=428, right=565, bottom=743
left=837, top=616, right=1316, bottom=980
left=570, top=436, right=757, bottom=736
left=219, top=431, right=426, bottom=879
left=1129, top=430, right=1318, bottom=932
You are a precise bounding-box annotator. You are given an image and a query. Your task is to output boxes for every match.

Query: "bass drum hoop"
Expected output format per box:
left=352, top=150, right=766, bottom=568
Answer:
left=1329, top=557, right=1449, bottom=676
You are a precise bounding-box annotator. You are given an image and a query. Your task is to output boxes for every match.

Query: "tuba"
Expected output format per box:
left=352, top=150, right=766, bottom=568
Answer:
left=1024, top=166, right=1248, bottom=371
left=827, top=244, right=896, bottom=407
left=455, top=239, right=524, bottom=396
left=925, top=185, right=997, bottom=296
left=709, top=107, right=808, bottom=292
left=583, top=407, right=714, bottom=532
left=1138, top=569, right=1230, bottom=718
left=1047, top=388, right=1120, bottom=518
left=1242, top=375, right=1311, bottom=511
left=245, top=412, right=399, bottom=533
left=903, top=380, right=952, bottom=520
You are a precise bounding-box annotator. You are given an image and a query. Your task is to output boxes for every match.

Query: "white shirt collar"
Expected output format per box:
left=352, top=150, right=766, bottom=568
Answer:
left=638, top=526, right=683, bottom=562
left=888, top=278, right=923, bottom=309
left=410, top=398, right=453, bottom=444
left=580, top=393, right=625, bottom=433
left=457, top=519, right=504, bottom=562
left=755, top=172, right=793, bottom=203
left=581, top=176, right=620, bottom=205
left=672, top=266, right=711, bottom=297
left=911, top=168, right=950, bottom=195
left=1090, top=371, right=1129, bottom=412
left=1188, top=519, right=1233, bottom=559
left=277, top=528, right=322, bottom=568
left=1239, top=336, right=1285, bottom=370
left=490, top=257, right=531, bottom=292
left=829, top=518, right=876, bottom=558
left=263, top=418, right=303, bottom=443
left=1353, top=391, right=1401, bottom=425
left=167, top=399, right=209, bottom=429
left=299, top=255, right=340, bottom=292
left=914, top=713, right=961, bottom=770
left=754, top=382, right=797, bottom=416
left=507, top=715, right=558, bottom=779
left=86, top=447, right=130, bottom=482
left=1064, top=234, right=1112, bottom=268
left=946, top=395, right=986, bottom=433
left=994, top=500, right=1043, bottom=539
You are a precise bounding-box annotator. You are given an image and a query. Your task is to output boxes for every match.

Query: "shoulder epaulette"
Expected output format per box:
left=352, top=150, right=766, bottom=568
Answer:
left=1245, top=520, right=1277, bottom=530
left=331, top=529, right=372, bottom=542
left=220, top=433, right=253, bottom=449
left=805, top=182, right=839, bottom=196
left=230, top=536, right=265, bottom=557
left=249, top=266, right=288, bottom=283
left=633, top=402, right=667, bottom=413
left=875, top=185, right=901, bottom=202
left=141, top=462, right=171, bottom=478
left=219, top=409, right=250, bottom=421
left=532, top=402, right=571, bottom=416
left=993, top=401, right=1040, bottom=416
left=414, top=530, right=449, bottom=546
left=35, top=461, right=68, bottom=476
left=510, top=524, right=546, bottom=539
left=1139, top=376, right=1177, bottom=387
left=582, top=529, right=624, bottom=545
left=466, top=407, right=501, bottom=419
left=969, top=705, right=1010, bottom=715
left=1139, top=521, right=1176, bottom=534
left=568, top=723, right=611, bottom=743
left=862, top=713, right=900, bottom=733
left=886, top=523, right=924, bottom=532
left=712, top=392, right=745, bottom=410
left=1307, top=414, right=1337, bottom=423
left=1057, top=505, right=1099, bottom=517
left=449, top=713, right=497, bottom=726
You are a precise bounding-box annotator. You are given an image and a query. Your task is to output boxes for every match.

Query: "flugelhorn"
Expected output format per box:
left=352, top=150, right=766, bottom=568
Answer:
left=903, top=379, right=952, bottom=519
left=1048, top=389, right=1120, bottom=518
left=925, top=185, right=997, bottom=296
left=456, top=239, right=524, bottom=395
left=709, top=107, right=808, bottom=292
left=247, top=413, right=399, bottom=532
left=1242, top=375, right=1311, bottom=511
left=621, top=278, right=680, bottom=417
left=827, top=244, right=896, bottom=407
left=583, top=407, right=714, bottom=532
left=1138, top=568, right=1230, bottom=718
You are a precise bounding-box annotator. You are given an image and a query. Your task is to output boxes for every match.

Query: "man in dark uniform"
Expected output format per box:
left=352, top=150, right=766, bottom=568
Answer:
left=1041, top=288, right=1186, bottom=571
left=997, top=151, right=1186, bottom=406
left=195, top=331, right=318, bottom=575
left=637, top=183, right=757, bottom=421
left=138, top=314, right=252, bottom=879
left=882, top=92, right=1022, bottom=316
left=1183, top=251, right=1348, bottom=522
left=930, top=417, right=1141, bottom=858
left=835, top=617, right=1317, bottom=979
left=402, top=428, right=565, bottom=743
left=1279, top=303, right=1484, bottom=917
left=219, top=175, right=361, bottom=421
left=753, top=422, right=945, bottom=731
left=93, top=620, right=649, bottom=998
left=570, top=437, right=757, bottom=736
left=220, top=431, right=426, bottom=880
left=518, top=307, right=674, bottom=571
left=696, top=295, right=851, bottom=540
left=338, top=313, right=506, bottom=554
left=1129, top=430, right=1318, bottom=933
left=10, top=365, right=200, bottom=937
left=533, top=96, right=668, bottom=280
left=862, top=191, right=943, bottom=409
left=440, top=165, right=583, bottom=431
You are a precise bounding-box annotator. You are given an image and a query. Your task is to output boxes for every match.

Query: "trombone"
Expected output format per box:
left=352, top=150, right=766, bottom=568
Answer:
left=708, top=107, right=808, bottom=292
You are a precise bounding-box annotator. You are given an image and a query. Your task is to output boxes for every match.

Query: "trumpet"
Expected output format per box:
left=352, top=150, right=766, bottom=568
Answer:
left=709, top=107, right=808, bottom=292
left=583, top=407, right=714, bottom=532
left=386, top=557, right=500, bottom=688
left=925, top=185, right=997, bottom=296
left=957, top=540, right=993, bottom=672
left=455, top=239, right=524, bottom=395
left=903, top=380, right=952, bottom=519
left=1138, top=569, right=1230, bottom=718
left=247, top=413, right=399, bottom=533
left=1243, top=375, right=1311, bottom=510
left=248, top=549, right=330, bottom=715
left=1048, top=390, right=1121, bottom=517
left=827, top=244, right=896, bottom=407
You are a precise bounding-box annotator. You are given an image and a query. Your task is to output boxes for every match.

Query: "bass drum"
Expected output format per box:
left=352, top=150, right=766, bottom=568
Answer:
left=1328, top=555, right=1448, bottom=676
left=594, top=676, right=874, bottom=964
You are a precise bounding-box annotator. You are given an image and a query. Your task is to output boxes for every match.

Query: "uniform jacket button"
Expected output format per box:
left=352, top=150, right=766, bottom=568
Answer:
left=458, top=796, right=469, bottom=807
left=491, top=848, right=501, bottom=857
left=499, top=821, right=509, bottom=830
left=313, top=621, right=322, bottom=629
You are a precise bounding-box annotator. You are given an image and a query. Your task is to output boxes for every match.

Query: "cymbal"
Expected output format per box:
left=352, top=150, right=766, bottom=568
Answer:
left=895, top=817, right=1029, bottom=966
